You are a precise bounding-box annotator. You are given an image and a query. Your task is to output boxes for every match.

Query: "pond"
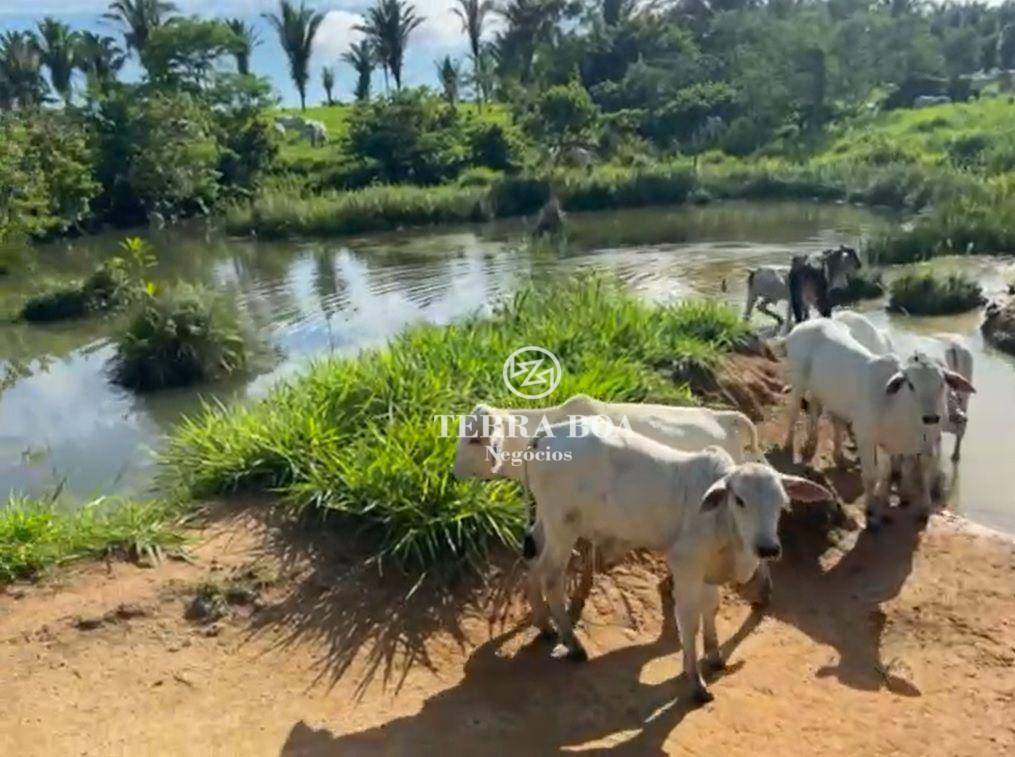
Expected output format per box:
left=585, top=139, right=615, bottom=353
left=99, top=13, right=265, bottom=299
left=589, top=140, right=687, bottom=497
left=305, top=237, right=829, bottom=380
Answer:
left=2, top=200, right=1013, bottom=533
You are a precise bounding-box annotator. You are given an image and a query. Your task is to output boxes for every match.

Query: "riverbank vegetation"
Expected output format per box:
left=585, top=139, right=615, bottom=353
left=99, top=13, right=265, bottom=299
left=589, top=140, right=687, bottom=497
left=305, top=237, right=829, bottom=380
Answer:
left=162, top=277, right=749, bottom=575
left=888, top=267, right=985, bottom=315
left=0, top=496, right=184, bottom=582
left=111, top=284, right=249, bottom=391
left=4, top=1, right=1015, bottom=251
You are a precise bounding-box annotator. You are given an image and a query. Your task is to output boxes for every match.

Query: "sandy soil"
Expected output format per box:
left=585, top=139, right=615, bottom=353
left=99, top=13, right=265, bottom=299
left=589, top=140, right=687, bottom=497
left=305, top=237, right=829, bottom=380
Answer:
left=3, top=358, right=1015, bottom=756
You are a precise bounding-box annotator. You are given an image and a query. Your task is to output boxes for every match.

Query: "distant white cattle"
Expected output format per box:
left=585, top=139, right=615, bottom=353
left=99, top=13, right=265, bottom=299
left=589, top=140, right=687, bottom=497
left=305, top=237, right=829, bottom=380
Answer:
left=914, top=95, right=951, bottom=108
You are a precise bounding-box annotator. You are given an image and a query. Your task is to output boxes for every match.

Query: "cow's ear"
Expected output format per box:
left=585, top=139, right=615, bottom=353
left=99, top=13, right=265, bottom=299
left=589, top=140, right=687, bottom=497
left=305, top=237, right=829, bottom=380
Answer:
left=700, top=478, right=729, bottom=512
left=943, top=369, right=975, bottom=395
left=780, top=475, right=834, bottom=503
left=885, top=372, right=908, bottom=395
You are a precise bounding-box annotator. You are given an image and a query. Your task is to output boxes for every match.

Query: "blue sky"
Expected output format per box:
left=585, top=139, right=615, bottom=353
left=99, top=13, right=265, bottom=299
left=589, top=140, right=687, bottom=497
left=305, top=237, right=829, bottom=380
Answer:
left=0, top=0, right=478, bottom=106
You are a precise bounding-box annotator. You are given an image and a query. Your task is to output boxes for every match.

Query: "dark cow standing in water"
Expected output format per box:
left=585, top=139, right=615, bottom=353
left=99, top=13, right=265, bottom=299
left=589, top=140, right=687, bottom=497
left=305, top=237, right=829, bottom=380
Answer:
left=744, top=245, right=862, bottom=333
left=788, top=245, right=863, bottom=326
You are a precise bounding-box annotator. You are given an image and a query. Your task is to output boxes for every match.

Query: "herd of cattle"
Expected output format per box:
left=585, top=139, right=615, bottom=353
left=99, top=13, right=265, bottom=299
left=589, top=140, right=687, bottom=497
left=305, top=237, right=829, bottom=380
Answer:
left=450, top=248, right=976, bottom=703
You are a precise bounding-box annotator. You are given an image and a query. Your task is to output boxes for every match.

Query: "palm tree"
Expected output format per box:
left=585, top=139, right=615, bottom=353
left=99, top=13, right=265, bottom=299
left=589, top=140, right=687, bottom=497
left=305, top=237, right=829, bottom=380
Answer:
left=452, top=0, right=493, bottom=104
left=225, top=18, right=260, bottom=75
left=494, top=0, right=565, bottom=84
left=341, top=40, right=374, bottom=101
left=263, top=0, right=324, bottom=111
left=321, top=65, right=335, bottom=104
left=0, top=31, right=48, bottom=110
left=436, top=55, right=461, bottom=105
left=355, top=0, right=424, bottom=91
left=36, top=18, right=78, bottom=104
left=104, top=0, right=178, bottom=54
left=75, top=32, right=126, bottom=90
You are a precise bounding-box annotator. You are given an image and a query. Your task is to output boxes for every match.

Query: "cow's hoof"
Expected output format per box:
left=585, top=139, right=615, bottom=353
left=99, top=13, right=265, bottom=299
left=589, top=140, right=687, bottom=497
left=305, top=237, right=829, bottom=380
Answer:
left=566, top=644, right=588, bottom=662
left=536, top=628, right=557, bottom=643
left=706, top=656, right=726, bottom=673
left=691, top=685, right=714, bottom=705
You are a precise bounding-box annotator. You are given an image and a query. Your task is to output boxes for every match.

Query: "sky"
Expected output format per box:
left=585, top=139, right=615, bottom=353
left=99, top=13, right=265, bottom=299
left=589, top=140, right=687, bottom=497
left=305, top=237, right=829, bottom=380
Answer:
left=0, top=0, right=478, bottom=106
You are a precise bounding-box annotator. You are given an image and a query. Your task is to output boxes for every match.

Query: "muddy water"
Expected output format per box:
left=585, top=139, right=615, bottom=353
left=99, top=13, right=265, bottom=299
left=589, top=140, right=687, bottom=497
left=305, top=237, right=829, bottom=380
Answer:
left=1, top=201, right=1013, bottom=532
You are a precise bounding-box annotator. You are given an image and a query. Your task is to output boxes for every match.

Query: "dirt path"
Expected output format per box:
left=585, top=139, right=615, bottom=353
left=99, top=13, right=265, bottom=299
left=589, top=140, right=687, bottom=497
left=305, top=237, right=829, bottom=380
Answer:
left=3, top=362, right=1015, bottom=755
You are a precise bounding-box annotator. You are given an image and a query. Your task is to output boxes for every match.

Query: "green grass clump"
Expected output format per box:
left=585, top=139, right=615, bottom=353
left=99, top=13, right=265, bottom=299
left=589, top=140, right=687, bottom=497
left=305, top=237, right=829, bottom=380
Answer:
left=110, top=284, right=248, bottom=391
left=224, top=184, right=489, bottom=239
left=888, top=267, right=984, bottom=315
left=0, top=497, right=184, bottom=583
left=162, top=276, right=750, bottom=576
left=830, top=269, right=885, bottom=306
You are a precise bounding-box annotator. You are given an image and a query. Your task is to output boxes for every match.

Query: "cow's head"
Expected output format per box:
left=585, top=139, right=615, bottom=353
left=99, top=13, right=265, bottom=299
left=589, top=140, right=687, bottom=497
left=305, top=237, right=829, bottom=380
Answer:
left=700, top=463, right=833, bottom=561
left=885, top=352, right=976, bottom=452
left=452, top=405, right=506, bottom=479
left=825, top=245, right=863, bottom=290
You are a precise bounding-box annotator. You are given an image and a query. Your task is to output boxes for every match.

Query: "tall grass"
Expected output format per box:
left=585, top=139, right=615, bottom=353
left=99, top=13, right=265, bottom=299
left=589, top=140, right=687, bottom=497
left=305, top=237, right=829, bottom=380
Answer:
left=224, top=184, right=490, bottom=239
left=0, top=497, right=184, bottom=582
left=162, top=276, right=750, bottom=576
left=888, top=266, right=984, bottom=315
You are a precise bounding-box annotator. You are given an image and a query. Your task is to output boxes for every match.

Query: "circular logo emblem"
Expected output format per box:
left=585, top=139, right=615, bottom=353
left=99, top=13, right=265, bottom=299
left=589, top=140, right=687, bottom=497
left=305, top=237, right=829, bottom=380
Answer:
left=503, top=346, right=562, bottom=400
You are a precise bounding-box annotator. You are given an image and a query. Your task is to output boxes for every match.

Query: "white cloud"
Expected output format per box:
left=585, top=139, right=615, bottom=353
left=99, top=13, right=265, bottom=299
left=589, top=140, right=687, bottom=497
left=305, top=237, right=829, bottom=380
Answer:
left=313, top=9, right=365, bottom=63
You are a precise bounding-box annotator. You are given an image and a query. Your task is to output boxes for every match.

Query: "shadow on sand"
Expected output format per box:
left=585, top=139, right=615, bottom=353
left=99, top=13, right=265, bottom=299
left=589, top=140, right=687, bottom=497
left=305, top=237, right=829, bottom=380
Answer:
left=279, top=610, right=762, bottom=756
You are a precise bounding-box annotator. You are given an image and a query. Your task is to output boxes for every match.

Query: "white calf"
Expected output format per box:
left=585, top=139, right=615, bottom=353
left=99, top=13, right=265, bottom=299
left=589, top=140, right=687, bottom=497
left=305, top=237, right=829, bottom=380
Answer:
left=524, top=421, right=831, bottom=703
left=784, top=319, right=974, bottom=527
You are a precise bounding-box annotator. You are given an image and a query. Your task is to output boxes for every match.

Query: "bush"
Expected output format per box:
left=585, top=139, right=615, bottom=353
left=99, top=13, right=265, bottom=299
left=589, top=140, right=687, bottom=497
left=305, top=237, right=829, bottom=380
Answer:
left=0, top=112, right=99, bottom=240
left=830, top=269, right=885, bottom=305
left=345, top=90, right=468, bottom=185
left=464, top=118, right=526, bottom=172
left=20, top=237, right=154, bottom=322
left=888, top=267, right=984, bottom=315
left=110, top=284, right=248, bottom=391
left=162, top=276, right=750, bottom=576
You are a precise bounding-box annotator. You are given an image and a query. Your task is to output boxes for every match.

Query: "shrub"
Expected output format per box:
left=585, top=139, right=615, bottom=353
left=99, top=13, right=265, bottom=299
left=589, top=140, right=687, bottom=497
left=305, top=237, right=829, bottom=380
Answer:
left=888, top=268, right=984, bottom=315
left=830, top=269, right=885, bottom=305
left=0, top=112, right=99, bottom=239
left=464, top=118, right=526, bottom=172
left=20, top=237, right=154, bottom=322
left=110, top=284, right=248, bottom=391
left=345, top=90, right=468, bottom=185
left=527, top=81, right=600, bottom=153
left=162, top=276, right=750, bottom=576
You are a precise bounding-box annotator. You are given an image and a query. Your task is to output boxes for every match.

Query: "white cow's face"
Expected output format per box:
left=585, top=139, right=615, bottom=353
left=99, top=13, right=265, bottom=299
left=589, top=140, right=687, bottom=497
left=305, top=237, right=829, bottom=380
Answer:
left=701, top=464, right=833, bottom=561
left=885, top=353, right=975, bottom=453
left=452, top=406, right=504, bottom=479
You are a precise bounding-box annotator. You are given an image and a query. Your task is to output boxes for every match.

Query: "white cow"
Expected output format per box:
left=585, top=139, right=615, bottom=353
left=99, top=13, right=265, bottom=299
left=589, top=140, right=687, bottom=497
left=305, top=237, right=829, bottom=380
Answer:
left=301, top=119, right=327, bottom=147
left=784, top=319, right=974, bottom=527
left=834, top=311, right=974, bottom=459
left=452, top=394, right=763, bottom=481
left=274, top=115, right=327, bottom=147
left=522, top=421, right=831, bottom=703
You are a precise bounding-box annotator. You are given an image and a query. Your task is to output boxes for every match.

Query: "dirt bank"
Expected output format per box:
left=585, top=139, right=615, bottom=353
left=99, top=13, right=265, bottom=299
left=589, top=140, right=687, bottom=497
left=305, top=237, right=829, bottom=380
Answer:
left=3, top=359, right=1015, bottom=756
